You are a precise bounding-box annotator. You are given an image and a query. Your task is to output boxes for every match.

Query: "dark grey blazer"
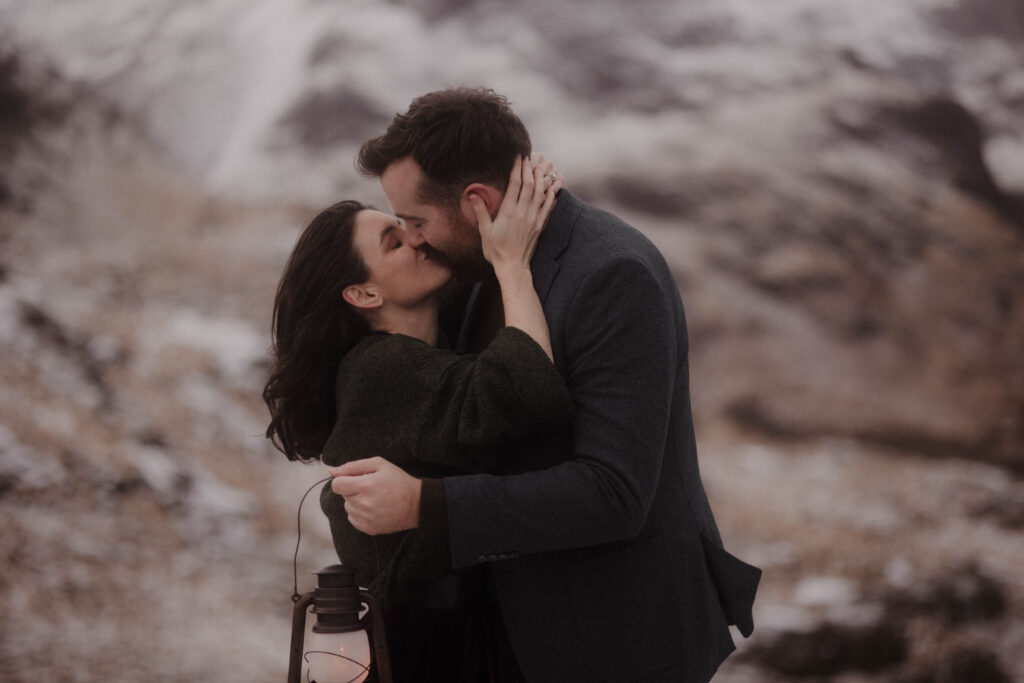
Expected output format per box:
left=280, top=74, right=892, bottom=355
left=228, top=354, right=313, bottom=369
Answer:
left=445, top=190, right=761, bottom=683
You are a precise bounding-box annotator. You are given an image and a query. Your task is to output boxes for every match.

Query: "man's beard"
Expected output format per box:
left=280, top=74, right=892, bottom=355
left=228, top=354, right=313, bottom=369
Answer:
left=435, top=209, right=489, bottom=279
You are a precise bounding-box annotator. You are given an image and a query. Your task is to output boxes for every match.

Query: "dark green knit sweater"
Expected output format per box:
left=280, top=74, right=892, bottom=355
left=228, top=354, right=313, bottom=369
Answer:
left=320, top=326, right=572, bottom=608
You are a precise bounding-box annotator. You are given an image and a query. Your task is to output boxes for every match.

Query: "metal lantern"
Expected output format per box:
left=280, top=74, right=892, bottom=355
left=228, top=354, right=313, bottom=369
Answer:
left=288, top=565, right=392, bottom=683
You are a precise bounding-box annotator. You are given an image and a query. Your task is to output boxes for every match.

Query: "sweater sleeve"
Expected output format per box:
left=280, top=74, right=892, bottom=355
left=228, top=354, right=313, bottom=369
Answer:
left=444, top=326, right=571, bottom=449
left=328, top=327, right=572, bottom=474
left=419, top=326, right=573, bottom=472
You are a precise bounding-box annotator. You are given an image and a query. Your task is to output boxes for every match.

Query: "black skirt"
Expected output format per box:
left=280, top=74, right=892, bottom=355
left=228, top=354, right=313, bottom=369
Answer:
left=368, top=592, right=524, bottom=683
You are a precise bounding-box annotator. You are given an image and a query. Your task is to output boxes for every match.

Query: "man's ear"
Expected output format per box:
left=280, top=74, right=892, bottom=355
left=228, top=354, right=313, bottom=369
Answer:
left=342, top=283, right=382, bottom=310
left=461, top=183, right=500, bottom=222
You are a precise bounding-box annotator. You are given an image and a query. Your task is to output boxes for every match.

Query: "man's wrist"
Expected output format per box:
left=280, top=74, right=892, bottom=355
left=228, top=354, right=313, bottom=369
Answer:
left=407, top=477, right=422, bottom=529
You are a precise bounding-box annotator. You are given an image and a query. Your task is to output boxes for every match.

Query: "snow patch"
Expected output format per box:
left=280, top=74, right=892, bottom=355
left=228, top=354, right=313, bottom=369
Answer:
left=151, top=307, right=266, bottom=383
left=794, top=575, right=858, bottom=606
left=0, top=423, right=68, bottom=489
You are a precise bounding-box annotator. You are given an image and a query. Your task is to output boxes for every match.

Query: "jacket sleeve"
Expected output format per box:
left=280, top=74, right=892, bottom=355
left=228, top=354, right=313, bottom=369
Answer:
left=444, top=257, right=680, bottom=568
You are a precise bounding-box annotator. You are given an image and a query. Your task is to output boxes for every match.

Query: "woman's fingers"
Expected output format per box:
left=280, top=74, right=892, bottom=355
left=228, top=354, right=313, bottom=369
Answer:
left=499, top=155, right=525, bottom=214
left=529, top=160, right=555, bottom=218
left=520, top=154, right=536, bottom=202
left=479, top=154, right=562, bottom=267
left=533, top=159, right=553, bottom=183
left=523, top=169, right=561, bottom=259
left=539, top=174, right=563, bottom=220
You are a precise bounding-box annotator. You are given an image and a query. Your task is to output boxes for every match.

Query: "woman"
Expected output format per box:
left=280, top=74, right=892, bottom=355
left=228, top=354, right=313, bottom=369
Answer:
left=264, top=157, right=568, bottom=681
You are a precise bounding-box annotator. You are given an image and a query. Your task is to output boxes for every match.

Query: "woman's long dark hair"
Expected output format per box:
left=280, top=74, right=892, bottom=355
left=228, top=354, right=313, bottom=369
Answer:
left=264, top=200, right=371, bottom=461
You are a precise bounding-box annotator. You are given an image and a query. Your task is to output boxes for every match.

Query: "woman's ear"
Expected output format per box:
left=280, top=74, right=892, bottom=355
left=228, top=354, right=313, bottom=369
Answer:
left=343, top=283, right=382, bottom=310
left=462, top=183, right=499, bottom=223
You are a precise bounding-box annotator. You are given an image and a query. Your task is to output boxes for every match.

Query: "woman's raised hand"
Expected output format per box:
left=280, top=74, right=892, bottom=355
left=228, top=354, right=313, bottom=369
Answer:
left=473, top=155, right=562, bottom=360
left=471, top=154, right=563, bottom=272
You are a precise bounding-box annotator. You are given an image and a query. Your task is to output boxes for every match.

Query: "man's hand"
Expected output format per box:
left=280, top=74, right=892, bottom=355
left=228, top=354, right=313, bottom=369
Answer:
left=329, top=457, right=421, bottom=535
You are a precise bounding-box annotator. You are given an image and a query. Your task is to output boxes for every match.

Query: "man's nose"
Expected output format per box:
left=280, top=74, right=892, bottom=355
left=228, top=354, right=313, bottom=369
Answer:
left=405, top=229, right=426, bottom=248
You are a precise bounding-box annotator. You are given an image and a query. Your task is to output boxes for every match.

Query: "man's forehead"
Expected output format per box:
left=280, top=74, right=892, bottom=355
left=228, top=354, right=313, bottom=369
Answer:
left=381, top=157, right=422, bottom=192
left=380, top=158, right=430, bottom=214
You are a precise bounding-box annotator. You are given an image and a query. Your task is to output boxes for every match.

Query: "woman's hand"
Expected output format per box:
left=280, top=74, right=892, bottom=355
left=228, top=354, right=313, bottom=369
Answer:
left=471, top=154, right=563, bottom=272
left=471, top=155, right=562, bottom=361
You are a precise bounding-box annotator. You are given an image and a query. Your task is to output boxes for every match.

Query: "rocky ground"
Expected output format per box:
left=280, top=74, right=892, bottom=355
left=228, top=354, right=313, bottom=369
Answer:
left=2, top=0, right=1023, bottom=680
left=0, top=72, right=329, bottom=680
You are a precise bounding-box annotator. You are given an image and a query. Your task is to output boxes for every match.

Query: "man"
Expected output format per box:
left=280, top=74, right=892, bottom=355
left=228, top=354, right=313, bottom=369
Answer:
left=331, top=87, right=760, bottom=682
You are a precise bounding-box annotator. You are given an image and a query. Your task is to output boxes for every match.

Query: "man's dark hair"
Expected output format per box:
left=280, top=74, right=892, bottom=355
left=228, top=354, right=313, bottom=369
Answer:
left=357, top=87, right=532, bottom=209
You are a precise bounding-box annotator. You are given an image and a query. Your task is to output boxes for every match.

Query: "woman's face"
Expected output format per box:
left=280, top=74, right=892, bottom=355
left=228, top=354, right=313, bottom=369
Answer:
left=350, top=209, right=452, bottom=309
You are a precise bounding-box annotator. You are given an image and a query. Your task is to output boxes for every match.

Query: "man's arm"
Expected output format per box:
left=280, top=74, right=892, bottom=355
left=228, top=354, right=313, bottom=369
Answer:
left=444, top=257, right=678, bottom=566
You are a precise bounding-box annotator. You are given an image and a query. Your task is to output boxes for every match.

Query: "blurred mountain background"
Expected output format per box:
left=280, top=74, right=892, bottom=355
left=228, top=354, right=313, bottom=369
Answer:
left=1, top=0, right=1022, bottom=680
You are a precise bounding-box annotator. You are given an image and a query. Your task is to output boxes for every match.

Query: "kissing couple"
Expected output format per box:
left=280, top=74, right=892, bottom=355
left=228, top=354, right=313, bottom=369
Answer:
left=264, top=87, right=761, bottom=683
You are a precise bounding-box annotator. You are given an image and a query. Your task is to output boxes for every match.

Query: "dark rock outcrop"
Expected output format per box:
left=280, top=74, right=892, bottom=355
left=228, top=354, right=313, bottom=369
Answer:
left=749, top=620, right=908, bottom=677
left=278, top=86, right=388, bottom=150
left=885, top=563, right=1007, bottom=626
left=900, top=647, right=1013, bottom=683
left=0, top=46, right=70, bottom=211
left=883, top=97, right=1024, bottom=228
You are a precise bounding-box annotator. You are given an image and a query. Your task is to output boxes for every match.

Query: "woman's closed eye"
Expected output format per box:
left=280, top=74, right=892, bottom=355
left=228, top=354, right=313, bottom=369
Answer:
left=383, top=225, right=405, bottom=250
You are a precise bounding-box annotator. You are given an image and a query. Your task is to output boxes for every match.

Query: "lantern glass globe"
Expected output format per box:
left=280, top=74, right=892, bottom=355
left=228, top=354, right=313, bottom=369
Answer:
left=304, top=629, right=372, bottom=683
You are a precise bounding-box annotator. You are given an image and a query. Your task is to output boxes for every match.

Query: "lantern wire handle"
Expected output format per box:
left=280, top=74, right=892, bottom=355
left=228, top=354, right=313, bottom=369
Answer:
left=293, top=475, right=333, bottom=603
